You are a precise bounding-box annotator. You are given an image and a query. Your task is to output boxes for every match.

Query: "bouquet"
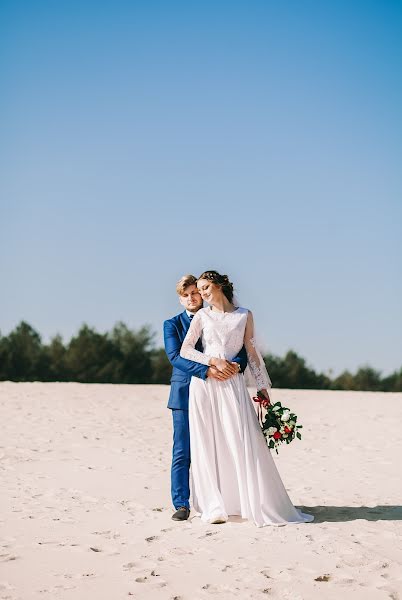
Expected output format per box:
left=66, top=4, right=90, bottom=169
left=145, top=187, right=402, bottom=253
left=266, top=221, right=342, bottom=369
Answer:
left=253, top=391, right=303, bottom=454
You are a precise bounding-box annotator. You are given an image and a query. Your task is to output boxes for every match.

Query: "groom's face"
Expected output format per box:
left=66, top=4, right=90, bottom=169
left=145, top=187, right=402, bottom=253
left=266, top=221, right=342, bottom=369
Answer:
left=179, top=284, right=203, bottom=312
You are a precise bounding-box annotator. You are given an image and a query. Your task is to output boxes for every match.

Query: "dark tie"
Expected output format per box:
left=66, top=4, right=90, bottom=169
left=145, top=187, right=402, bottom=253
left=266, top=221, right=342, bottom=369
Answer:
left=189, top=314, right=194, bottom=321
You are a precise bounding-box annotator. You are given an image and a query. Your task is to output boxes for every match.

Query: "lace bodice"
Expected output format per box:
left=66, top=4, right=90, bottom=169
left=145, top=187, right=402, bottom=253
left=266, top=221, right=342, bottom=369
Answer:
left=180, top=307, right=272, bottom=390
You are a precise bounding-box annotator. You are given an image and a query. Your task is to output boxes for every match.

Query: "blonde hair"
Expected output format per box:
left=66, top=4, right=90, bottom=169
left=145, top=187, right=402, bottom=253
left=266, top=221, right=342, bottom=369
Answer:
left=176, top=274, right=197, bottom=296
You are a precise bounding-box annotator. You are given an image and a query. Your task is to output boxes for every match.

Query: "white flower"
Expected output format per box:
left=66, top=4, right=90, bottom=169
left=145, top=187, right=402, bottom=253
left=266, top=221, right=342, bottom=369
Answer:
left=281, top=410, right=291, bottom=422
left=267, top=427, right=277, bottom=436
left=288, top=420, right=296, bottom=427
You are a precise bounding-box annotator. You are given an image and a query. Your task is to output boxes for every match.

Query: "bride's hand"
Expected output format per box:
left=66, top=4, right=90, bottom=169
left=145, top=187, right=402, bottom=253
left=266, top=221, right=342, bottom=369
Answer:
left=211, top=358, right=238, bottom=376
left=259, top=389, right=271, bottom=406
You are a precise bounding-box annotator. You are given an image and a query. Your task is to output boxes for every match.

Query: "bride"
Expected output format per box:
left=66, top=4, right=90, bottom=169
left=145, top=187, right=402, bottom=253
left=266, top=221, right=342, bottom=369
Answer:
left=180, top=270, right=313, bottom=527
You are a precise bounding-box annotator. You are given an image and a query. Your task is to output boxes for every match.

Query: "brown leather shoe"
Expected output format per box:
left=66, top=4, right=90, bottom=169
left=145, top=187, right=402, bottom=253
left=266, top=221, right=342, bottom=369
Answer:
left=172, top=507, right=190, bottom=521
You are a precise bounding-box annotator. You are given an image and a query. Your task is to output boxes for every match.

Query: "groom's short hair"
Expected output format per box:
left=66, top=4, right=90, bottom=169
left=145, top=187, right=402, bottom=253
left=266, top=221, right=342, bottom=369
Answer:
left=176, top=274, right=197, bottom=296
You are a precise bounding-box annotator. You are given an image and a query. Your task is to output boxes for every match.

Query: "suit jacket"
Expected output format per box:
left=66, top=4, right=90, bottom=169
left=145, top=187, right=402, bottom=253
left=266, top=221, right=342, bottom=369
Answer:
left=163, top=310, right=248, bottom=410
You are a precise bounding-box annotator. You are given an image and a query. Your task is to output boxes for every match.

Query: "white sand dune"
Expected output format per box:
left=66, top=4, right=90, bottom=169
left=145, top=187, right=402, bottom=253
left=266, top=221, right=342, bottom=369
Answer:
left=1, top=382, right=401, bottom=599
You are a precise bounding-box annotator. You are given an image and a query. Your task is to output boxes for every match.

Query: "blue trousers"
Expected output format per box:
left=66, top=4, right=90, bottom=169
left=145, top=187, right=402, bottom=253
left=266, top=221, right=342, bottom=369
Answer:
left=171, top=408, right=190, bottom=510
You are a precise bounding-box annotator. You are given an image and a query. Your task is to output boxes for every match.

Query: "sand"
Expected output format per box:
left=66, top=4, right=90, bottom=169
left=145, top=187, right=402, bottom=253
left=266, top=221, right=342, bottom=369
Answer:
left=1, top=382, right=401, bottom=600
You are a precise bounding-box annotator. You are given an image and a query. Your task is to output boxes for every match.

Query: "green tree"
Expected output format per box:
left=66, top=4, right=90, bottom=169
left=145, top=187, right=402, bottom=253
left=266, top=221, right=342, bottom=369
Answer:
left=43, top=335, right=69, bottom=381
left=108, top=322, right=154, bottom=383
left=0, top=331, right=11, bottom=380
left=0, top=321, right=46, bottom=381
left=353, top=366, right=382, bottom=391
left=150, top=348, right=172, bottom=383
left=264, top=350, right=330, bottom=389
left=331, top=370, right=357, bottom=390
left=381, top=368, right=402, bottom=392
left=65, top=324, right=118, bottom=383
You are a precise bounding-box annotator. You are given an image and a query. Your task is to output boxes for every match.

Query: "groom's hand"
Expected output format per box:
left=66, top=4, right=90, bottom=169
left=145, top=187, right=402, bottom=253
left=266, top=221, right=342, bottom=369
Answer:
left=212, top=358, right=239, bottom=377
left=207, top=366, right=232, bottom=381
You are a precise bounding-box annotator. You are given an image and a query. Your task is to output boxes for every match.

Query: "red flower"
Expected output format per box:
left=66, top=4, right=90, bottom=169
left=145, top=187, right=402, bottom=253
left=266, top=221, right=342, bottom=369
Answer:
left=273, top=431, right=282, bottom=440
left=284, top=426, right=292, bottom=434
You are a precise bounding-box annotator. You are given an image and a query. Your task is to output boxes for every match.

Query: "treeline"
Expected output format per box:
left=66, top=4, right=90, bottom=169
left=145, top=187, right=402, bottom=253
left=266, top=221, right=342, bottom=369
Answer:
left=0, top=321, right=401, bottom=391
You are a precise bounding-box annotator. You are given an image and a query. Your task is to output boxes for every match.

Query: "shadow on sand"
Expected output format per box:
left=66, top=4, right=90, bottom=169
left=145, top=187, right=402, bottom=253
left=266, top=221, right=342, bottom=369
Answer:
left=299, top=505, right=402, bottom=523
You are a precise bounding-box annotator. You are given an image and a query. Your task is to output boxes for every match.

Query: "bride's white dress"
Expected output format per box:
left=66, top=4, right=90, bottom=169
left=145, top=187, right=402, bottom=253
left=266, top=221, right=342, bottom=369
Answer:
left=180, top=306, right=313, bottom=527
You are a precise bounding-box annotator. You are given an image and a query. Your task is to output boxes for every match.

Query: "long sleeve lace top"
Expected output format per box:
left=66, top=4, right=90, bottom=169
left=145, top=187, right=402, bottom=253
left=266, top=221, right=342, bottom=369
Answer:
left=180, top=307, right=272, bottom=390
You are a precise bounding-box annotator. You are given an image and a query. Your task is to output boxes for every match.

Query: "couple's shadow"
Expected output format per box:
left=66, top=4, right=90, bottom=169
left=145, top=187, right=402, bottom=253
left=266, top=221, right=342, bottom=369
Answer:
left=296, top=505, right=402, bottom=523
left=221, top=505, right=402, bottom=525
left=202, top=506, right=402, bottom=525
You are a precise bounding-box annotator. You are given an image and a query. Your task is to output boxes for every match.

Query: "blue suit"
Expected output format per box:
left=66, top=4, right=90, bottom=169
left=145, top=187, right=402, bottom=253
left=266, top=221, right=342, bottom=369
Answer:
left=163, top=310, right=248, bottom=510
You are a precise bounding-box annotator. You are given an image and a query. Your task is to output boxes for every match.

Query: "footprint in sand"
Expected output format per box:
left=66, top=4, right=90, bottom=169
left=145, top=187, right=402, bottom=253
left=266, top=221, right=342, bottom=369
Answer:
left=198, top=531, right=219, bottom=540
left=314, top=574, right=331, bottom=582
left=200, top=583, right=238, bottom=594
left=0, top=582, right=14, bottom=594
left=134, top=573, right=166, bottom=587
left=169, top=547, right=190, bottom=556
left=380, top=588, right=399, bottom=600
left=260, top=569, right=271, bottom=579
left=0, top=555, right=19, bottom=562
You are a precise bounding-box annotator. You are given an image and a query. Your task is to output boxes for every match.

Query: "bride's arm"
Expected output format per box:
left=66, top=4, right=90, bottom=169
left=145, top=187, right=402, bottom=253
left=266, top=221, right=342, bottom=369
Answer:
left=180, top=312, right=210, bottom=366
left=180, top=312, right=238, bottom=376
left=244, top=310, right=272, bottom=399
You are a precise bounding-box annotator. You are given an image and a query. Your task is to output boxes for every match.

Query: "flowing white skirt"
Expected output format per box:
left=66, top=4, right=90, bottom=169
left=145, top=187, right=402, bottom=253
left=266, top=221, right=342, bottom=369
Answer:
left=189, top=374, right=314, bottom=527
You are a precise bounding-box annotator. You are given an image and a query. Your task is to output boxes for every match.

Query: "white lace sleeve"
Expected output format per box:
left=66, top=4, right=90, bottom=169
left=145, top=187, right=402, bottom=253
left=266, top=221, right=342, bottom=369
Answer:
left=180, top=311, right=211, bottom=366
left=244, top=310, right=272, bottom=390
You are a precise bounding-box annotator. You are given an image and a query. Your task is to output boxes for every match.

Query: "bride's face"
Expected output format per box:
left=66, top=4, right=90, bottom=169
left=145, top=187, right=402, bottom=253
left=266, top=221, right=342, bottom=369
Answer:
left=197, top=279, right=223, bottom=305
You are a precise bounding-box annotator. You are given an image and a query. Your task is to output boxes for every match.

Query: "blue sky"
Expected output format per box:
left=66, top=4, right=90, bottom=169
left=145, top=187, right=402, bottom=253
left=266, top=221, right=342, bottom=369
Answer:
left=1, top=0, right=401, bottom=375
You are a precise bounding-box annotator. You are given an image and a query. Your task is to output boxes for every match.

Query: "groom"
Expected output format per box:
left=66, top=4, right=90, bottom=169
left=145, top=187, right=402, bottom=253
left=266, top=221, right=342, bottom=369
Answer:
left=163, top=274, right=248, bottom=521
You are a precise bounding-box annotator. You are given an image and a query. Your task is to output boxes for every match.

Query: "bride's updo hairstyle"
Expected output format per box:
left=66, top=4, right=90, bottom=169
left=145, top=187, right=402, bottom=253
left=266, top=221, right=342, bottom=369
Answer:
left=198, top=270, right=234, bottom=303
